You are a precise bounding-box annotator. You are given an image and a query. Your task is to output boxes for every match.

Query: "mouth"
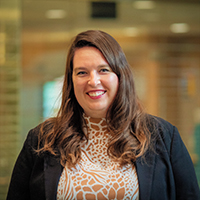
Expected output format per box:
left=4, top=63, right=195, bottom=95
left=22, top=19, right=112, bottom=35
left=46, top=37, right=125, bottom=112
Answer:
left=87, top=91, right=106, bottom=97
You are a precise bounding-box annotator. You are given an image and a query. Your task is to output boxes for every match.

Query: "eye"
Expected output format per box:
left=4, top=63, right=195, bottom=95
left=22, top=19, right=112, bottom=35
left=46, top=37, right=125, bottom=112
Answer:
left=100, top=68, right=110, bottom=73
left=77, top=71, right=87, bottom=76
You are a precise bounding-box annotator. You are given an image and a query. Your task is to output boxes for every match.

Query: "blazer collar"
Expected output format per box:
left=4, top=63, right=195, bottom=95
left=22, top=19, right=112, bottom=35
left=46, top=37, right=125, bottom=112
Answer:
left=135, top=151, right=156, bottom=200
left=44, top=154, right=63, bottom=200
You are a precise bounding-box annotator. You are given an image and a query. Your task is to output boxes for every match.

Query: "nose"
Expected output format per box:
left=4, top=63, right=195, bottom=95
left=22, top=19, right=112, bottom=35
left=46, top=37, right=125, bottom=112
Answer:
left=88, top=71, right=100, bottom=87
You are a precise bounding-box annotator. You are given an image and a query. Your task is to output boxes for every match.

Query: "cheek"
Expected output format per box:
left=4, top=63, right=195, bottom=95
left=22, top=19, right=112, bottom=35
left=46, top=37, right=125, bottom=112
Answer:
left=73, top=83, right=82, bottom=106
left=72, top=78, right=79, bottom=97
left=110, top=75, right=119, bottom=93
left=73, top=77, right=81, bottom=89
left=73, top=79, right=85, bottom=99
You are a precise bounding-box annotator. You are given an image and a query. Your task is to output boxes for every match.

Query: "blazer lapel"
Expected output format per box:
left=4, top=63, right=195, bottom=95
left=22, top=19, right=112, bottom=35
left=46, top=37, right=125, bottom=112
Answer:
left=44, top=154, right=63, bottom=200
left=135, top=151, right=156, bottom=200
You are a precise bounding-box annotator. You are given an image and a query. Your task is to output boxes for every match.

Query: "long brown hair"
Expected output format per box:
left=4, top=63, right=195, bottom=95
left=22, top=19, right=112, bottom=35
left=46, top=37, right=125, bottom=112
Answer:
left=38, top=30, right=152, bottom=168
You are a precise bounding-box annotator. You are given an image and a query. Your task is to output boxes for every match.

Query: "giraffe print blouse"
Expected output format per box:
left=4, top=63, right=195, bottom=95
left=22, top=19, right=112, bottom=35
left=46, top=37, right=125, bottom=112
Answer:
left=57, top=115, right=139, bottom=200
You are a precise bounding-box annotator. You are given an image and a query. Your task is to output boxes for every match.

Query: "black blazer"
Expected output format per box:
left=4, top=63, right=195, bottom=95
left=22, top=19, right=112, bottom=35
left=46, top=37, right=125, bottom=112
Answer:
left=6, top=117, right=200, bottom=200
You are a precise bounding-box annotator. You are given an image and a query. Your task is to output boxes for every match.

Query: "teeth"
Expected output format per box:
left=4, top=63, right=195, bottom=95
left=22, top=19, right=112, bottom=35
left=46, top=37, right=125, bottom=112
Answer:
left=88, top=91, right=104, bottom=97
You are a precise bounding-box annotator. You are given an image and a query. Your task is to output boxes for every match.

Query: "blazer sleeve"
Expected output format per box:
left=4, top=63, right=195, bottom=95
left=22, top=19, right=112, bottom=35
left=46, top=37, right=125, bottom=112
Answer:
left=6, top=126, right=45, bottom=200
left=169, top=126, right=200, bottom=199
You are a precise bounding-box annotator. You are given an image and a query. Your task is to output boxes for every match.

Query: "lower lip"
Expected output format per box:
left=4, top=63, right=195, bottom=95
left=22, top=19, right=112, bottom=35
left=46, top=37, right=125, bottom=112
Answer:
left=87, top=92, right=105, bottom=99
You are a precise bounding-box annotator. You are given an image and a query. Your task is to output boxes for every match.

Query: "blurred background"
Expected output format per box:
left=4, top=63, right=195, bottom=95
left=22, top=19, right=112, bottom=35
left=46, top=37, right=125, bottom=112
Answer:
left=0, top=0, right=200, bottom=198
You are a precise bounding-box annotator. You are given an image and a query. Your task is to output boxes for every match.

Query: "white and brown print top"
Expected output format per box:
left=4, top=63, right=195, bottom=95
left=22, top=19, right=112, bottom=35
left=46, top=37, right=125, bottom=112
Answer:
left=57, top=115, right=139, bottom=200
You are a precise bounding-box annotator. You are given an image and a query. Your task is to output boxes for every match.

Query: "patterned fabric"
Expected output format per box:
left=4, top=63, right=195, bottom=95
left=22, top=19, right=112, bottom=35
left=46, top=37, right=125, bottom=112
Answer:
left=57, top=115, right=139, bottom=200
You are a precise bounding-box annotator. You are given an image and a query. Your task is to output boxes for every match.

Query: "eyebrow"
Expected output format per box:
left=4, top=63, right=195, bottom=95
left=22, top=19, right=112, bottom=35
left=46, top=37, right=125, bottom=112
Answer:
left=98, top=64, right=110, bottom=68
left=73, top=67, right=87, bottom=73
left=73, top=64, right=110, bottom=72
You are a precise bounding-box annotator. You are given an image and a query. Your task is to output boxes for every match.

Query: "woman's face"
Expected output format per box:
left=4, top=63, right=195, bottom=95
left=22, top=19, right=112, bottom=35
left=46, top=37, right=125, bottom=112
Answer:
left=72, top=46, right=119, bottom=118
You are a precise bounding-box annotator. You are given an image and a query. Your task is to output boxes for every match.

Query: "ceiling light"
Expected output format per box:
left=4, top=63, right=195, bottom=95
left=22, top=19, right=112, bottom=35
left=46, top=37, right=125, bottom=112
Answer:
left=45, top=9, right=66, bottom=19
left=123, top=27, right=140, bottom=37
left=133, top=1, right=156, bottom=9
left=170, top=23, right=190, bottom=33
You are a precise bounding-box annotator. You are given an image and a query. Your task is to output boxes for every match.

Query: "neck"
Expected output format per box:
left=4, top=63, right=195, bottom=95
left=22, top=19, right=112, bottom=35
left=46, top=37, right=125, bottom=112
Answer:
left=84, top=111, right=106, bottom=119
left=83, top=113, right=107, bottom=133
left=83, top=113, right=105, bottom=120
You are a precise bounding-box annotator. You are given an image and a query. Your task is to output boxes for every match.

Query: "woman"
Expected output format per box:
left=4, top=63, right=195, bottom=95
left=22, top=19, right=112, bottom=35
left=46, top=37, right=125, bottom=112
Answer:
left=7, top=30, right=200, bottom=200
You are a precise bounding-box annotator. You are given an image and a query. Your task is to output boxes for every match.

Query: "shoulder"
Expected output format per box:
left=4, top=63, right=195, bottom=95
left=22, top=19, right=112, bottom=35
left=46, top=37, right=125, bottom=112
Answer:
left=145, top=115, right=200, bottom=199
left=147, top=114, right=177, bottom=136
left=146, top=115, right=181, bottom=153
left=147, top=114, right=175, bottom=133
left=25, top=119, right=54, bottom=149
left=24, top=124, right=42, bottom=150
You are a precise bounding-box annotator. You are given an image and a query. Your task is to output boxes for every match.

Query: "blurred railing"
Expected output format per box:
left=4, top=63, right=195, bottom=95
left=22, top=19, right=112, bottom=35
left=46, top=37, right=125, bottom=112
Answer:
left=0, top=0, right=21, bottom=199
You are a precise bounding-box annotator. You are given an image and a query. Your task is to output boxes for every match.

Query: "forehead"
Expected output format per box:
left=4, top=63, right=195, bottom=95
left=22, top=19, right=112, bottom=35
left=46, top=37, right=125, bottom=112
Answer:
left=73, top=46, right=108, bottom=67
left=74, top=46, right=102, bottom=57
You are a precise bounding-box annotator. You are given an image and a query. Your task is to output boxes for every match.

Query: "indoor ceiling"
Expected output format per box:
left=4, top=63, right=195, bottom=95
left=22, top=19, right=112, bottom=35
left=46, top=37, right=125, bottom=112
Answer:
left=17, top=0, right=200, bottom=82
left=21, top=0, right=200, bottom=43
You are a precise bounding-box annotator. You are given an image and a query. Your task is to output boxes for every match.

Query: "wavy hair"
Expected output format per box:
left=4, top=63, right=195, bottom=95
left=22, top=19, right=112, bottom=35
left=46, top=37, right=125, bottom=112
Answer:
left=38, top=30, right=153, bottom=168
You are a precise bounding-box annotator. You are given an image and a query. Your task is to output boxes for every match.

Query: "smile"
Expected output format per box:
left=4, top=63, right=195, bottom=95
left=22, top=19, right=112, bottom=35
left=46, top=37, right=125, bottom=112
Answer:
left=87, top=91, right=106, bottom=97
